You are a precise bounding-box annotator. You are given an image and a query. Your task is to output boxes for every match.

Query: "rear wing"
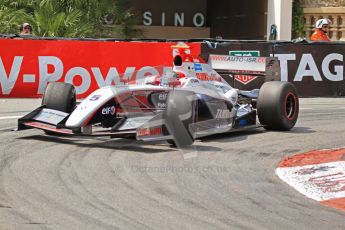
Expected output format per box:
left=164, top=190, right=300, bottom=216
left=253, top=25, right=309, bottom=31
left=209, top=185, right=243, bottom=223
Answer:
left=207, top=54, right=280, bottom=82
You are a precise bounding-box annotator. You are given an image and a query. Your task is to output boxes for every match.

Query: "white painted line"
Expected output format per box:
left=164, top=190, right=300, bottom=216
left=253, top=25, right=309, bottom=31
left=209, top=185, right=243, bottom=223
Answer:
left=0, top=115, right=22, bottom=120
left=300, top=108, right=313, bottom=110
left=23, top=74, right=36, bottom=83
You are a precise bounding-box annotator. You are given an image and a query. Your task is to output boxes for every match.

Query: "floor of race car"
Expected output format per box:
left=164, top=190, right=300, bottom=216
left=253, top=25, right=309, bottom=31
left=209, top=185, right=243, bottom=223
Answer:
left=0, top=98, right=344, bottom=230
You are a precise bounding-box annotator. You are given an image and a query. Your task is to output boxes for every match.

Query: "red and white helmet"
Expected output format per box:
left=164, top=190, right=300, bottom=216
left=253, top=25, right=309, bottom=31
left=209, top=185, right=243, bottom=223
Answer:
left=315, top=18, right=331, bottom=29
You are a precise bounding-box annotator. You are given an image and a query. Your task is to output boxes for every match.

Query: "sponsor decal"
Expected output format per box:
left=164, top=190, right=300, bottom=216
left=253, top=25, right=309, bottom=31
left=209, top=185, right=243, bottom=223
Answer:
left=137, top=127, right=163, bottom=137
left=209, top=55, right=265, bottom=63
left=229, top=51, right=261, bottom=57
left=194, top=63, right=202, bottom=72
left=158, top=92, right=168, bottom=100
left=234, top=75, right=257, bottom=85
left=190, top=79, right=199, bottom=84
left=229, top=51, right=260, bottom=85
left=101, top=106, right=116, bottom=115
left=157, top=103, right=166, bottom=109
left=276, top=148, right=345, bottom=212
left=196, top=73, right=221, bottom=82
left=89, top=95, right=102, bottom=101
left=215, top=109, right=232, bottom=119
left=34, top=108, right=68, bottom=125
left=149, top=91, right=168, bottom=109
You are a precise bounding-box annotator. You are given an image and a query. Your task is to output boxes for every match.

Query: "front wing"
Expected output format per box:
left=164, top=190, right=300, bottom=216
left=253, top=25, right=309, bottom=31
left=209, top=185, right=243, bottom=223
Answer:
left=18, top=106, right=137, bottom=138
left=17, top=106, right=261, bottom=141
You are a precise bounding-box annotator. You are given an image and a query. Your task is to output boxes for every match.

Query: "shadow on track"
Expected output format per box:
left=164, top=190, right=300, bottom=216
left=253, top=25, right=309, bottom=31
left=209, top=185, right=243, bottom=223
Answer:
left=199, top=128, right=264, bottom=144
left=18, top=135, right=175, bottom=154
left=287, top=126, right=315, bottom=134
left=18, top=134, right=223, bottom=154
left=198, top=126, right=314, bottom=144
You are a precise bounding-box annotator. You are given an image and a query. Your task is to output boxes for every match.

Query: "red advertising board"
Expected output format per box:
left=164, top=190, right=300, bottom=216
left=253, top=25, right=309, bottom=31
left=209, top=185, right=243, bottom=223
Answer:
left=0, top=39, right=201, bottom=98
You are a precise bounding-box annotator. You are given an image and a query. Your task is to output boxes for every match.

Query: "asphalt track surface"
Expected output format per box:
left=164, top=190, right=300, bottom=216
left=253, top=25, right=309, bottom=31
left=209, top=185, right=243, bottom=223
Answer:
left=0, top=98, right=344, bottom=230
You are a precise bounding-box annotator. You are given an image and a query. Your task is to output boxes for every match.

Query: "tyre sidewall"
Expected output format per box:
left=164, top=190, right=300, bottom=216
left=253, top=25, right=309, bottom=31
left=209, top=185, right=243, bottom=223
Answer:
left=42, top=82, right=76, bottom=113
left=257, top=82, right=299, bottom=130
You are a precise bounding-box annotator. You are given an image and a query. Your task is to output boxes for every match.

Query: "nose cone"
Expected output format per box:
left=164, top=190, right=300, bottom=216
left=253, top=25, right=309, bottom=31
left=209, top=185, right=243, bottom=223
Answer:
left=65, top=87, right=115, bottom=128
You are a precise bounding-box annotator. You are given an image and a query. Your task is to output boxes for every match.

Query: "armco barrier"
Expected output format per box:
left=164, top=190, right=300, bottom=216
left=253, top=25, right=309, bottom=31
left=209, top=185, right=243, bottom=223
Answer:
left=0, top=37, right=200, bottom=98
left=201, top=40, right=345, bottom=97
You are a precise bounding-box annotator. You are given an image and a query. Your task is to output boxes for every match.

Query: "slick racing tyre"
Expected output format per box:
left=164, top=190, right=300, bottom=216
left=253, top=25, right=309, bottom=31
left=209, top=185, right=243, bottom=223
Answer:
left=42, top=82, right=76, bottom=135
left=42, top=82, right=76, bottom=113
left=257, top=81, right=299, bottom=131
left=165, top=90, right=196, bottom=147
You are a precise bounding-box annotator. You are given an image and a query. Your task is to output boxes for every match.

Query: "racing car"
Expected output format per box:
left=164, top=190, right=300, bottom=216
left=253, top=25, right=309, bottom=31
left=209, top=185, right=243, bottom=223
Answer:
left=18, top=43, right=299, bottom=147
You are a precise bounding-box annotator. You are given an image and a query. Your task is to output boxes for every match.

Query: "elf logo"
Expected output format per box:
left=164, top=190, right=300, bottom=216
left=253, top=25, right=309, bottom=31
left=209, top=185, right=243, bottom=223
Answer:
left=102, top=106, right=116, bottom=115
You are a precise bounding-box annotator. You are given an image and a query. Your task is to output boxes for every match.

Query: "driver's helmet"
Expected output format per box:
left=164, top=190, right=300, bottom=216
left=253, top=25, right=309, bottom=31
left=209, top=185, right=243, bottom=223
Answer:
left=315, top=18, right=331, bottom=29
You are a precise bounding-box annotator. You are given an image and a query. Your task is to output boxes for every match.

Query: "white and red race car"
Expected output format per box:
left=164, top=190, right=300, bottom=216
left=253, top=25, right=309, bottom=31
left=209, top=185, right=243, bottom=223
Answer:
left=18, top=43, right=299, bottom=147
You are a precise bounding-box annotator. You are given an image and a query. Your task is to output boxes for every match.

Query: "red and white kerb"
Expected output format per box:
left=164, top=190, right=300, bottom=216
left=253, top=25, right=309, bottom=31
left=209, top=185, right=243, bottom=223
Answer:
left=276, top=148, right=345, bottom=212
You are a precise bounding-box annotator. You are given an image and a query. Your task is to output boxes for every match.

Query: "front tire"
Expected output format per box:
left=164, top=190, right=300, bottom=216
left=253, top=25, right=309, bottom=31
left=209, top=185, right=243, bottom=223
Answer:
left=41, top=82, right=76, bottom=135
left=257, top=81, right=299, bottom=130
left=42, top=82, right=76, bottom=113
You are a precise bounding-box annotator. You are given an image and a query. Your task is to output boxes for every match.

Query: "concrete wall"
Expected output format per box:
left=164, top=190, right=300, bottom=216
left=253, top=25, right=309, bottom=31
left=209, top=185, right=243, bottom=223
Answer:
left=267, top=0, right=293, bottom=40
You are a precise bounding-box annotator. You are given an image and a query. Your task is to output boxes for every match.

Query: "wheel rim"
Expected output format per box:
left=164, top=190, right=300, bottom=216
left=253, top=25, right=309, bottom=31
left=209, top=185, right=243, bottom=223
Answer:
left=285, top=93, right=296, bottom=120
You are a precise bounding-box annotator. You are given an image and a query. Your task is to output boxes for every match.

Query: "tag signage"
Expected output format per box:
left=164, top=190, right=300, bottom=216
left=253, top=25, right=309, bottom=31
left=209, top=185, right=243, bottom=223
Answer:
left=273, top=53, right=344, bottom=82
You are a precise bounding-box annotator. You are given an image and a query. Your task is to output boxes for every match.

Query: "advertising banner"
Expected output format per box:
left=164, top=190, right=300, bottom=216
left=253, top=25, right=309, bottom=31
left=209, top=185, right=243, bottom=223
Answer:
left=2, top=39, right=345, bottom=98
left=274, top=43, right=345, bottom=97
left=201, top=41, right=272, bottom=91
left=201, top=41, right=345, bottom=96
left=0, top=39, right=200, bottom=98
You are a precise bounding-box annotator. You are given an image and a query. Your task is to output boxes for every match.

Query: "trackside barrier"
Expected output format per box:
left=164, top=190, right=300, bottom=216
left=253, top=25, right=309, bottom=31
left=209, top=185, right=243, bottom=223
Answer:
left=1, top=35, right=345, bottom=97
left=201, top=40, right=345, bottom=97
left=0, top=36, right=200, bottom=98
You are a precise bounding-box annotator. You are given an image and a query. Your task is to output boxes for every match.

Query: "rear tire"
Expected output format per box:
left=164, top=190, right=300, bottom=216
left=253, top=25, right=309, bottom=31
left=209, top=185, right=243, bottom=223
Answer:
left=42, top=82, right=76, bottom=113
left=164, top=90, right=196, bottom=147
left=257, top=81, right=299, bottom=130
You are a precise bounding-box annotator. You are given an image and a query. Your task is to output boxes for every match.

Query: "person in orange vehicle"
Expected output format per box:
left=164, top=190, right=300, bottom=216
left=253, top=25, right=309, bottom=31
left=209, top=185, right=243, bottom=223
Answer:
left=310, top=18, right=331, bottom=42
